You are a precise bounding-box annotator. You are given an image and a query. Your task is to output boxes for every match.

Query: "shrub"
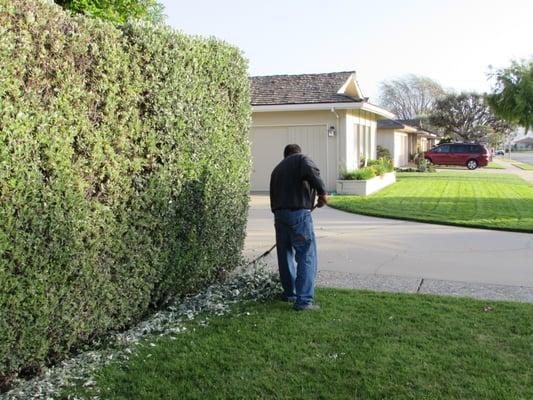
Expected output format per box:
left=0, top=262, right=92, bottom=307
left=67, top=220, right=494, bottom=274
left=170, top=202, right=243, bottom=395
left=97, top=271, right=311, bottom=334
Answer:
left=367, top=158, right=394, bottom=175
left=54, top=0, right=165, bottom=24
left=376, top=145, right=392, bottom=161
left=416, top=151, right=436, bottom=172
left=0, top=0, right=250, bottom=383
left=342, top=158, right=394, bottom=181
left=342, top=167, right=377, bottom=181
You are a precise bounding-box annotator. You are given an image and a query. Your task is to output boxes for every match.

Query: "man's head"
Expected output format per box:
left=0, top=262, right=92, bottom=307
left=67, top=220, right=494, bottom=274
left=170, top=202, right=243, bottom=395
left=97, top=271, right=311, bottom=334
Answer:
left=283, top=144, right=302, bottom=158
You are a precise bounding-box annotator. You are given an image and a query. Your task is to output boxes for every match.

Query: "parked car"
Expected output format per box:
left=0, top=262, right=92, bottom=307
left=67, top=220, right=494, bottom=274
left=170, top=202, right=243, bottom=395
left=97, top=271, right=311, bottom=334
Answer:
left=424, top=143, right=490, bottom=170
left=495, top=149, right=505, bottom=156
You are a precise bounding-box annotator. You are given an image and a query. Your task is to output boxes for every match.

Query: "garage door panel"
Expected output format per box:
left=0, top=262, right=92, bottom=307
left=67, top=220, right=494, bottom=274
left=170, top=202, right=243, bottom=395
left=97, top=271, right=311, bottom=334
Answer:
left=250, top=125, right=328, bottom=191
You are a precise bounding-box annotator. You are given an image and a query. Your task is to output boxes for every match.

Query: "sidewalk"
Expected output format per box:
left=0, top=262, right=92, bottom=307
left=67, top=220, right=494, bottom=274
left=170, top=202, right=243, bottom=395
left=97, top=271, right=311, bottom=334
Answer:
left=316, top=270, right=533, bottom=303
left=492, top=157, right=533, bottom=184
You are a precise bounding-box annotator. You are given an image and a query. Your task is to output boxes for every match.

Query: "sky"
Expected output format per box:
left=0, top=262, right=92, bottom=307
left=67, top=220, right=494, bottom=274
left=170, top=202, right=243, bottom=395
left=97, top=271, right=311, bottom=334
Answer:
left=159, top=0, right=533, bottom=102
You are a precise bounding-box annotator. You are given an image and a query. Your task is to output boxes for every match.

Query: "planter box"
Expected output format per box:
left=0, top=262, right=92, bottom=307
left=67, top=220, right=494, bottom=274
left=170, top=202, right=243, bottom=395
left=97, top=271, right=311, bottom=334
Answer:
left=336, top=172, right=396, bottom=196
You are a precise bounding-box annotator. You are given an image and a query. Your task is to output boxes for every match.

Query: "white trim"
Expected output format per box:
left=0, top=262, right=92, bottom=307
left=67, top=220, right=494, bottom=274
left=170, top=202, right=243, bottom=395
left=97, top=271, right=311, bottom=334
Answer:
left=336, top=73, right=364, bottom=98
left=252, top=102, right=395, bottom=119
left=418, top=131, right=438, bottom=138
left=359, top=103, right=395, bottom=119
left=252, top=123, right=327, bottom=128
left=337, top=75, right=353, bottom=94
left=390, top=126, right=418, bottom=134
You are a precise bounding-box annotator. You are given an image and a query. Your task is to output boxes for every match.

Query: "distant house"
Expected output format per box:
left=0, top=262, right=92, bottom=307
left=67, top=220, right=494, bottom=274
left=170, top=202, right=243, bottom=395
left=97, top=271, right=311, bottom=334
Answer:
left=377, top=119, right=438, bottom=167
left=513, top=136, right=533, bottom=150
left=249, top=71, right=394, bottom=191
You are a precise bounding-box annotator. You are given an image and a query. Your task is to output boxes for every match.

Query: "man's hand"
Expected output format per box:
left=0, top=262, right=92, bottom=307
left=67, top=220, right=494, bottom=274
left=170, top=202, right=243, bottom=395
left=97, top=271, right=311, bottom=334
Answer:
left=316, top=194, right=328, bottom=208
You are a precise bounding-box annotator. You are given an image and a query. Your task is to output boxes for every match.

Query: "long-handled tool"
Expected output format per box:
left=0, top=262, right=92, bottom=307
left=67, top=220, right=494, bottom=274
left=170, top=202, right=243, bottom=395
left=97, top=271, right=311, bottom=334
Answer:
left=246, top=204, right=318, bottom=268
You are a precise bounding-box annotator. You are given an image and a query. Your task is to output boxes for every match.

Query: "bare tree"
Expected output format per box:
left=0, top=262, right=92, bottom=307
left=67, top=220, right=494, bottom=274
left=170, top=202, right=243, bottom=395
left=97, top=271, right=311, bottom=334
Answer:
left=378, top=74, right=446, bottom=119
left=429, top=92, right=513, bottom=142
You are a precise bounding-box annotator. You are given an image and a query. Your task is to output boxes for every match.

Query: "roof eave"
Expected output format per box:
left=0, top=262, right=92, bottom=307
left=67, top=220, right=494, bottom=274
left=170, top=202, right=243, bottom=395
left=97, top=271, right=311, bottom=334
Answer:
left=252, top=102, right=395, bottom=119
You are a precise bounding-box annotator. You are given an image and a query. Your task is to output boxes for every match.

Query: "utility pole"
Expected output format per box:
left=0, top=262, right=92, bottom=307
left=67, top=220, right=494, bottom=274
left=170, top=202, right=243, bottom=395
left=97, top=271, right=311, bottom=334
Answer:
left=507, top=129, right=519, bottom=161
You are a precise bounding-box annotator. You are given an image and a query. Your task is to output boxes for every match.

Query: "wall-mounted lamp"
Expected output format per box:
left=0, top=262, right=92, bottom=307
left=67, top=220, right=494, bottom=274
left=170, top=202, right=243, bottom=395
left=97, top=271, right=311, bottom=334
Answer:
left=327, top=126, right=336, bottom=137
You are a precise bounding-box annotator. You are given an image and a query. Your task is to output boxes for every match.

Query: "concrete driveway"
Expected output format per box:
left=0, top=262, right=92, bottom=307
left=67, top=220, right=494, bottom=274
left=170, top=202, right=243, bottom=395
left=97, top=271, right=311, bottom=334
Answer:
left=245, top=195, right=533, bottom=302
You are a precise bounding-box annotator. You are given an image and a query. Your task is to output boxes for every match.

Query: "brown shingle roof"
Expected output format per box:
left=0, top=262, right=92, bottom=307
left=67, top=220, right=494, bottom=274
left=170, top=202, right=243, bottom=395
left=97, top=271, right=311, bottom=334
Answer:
left=515, top=136, right=533, bottom=144
left=250, top=71, right=363, bottom=106
left=378, top=118, right=436, bottom=133
left=377, top=119, right=406, bottom=129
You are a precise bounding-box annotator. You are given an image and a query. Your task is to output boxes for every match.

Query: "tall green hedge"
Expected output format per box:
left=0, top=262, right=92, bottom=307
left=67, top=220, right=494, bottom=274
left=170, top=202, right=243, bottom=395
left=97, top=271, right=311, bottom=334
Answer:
left=0, top=0, right=251, bottom=382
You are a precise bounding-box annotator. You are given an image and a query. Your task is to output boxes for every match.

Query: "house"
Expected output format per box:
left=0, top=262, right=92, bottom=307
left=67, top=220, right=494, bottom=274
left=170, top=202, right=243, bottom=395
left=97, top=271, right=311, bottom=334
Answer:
left=249, top=71, right=395, bottom=191
left=513, top=135, right=533, bottom=150
left=398, top=119, right=439, bottom=152
left=377, top=119, right=438, bottom=167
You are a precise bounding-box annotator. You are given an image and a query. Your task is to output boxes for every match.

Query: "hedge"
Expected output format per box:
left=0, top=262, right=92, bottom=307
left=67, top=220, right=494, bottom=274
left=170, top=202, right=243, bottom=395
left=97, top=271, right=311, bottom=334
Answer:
left=0, top=0, right=251, bottom=384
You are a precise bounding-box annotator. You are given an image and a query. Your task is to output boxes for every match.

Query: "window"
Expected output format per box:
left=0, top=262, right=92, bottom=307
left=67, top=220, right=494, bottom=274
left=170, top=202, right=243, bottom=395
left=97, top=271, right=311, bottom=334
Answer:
left=454, top=145, right=469, bottom=153
left=435, top=145, right=450, bottom=153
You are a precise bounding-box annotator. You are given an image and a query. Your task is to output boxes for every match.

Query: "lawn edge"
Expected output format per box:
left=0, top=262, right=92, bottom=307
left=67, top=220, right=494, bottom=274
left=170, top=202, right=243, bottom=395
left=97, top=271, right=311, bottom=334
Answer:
left=512, top=162, right=533, bottom=171
left=327, top=203, right=533, bottom=234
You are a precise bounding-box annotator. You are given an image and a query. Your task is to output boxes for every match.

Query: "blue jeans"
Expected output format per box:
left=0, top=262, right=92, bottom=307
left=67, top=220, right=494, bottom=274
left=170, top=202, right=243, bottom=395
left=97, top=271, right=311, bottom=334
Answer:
left=274, top=209, right=317, bottom=306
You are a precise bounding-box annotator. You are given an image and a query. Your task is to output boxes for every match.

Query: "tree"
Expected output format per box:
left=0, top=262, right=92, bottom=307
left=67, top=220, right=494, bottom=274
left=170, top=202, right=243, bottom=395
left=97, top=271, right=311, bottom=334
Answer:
left=429, top=92, right=513, bottom=142
left=486, top=59, right=533, bottom=136
left=378, top=74, right=446, bottom=119
left=54, top=0, right=165, bottom=24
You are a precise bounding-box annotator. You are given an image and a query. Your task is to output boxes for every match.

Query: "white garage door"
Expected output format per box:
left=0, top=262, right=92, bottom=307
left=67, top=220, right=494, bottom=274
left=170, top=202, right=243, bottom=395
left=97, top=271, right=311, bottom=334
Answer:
left=394, top=132, right=408, bottom=167
left=249, top=125, right=328, bottom=191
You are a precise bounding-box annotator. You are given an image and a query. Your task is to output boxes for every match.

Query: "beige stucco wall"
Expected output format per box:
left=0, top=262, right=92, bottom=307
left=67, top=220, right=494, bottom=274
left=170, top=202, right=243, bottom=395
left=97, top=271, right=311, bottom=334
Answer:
left=407, top=132, right=418, bottom=157
left=419, top=137, right=429, bottom=152
left=406, top=133, right=431, bottom=155
left=377, top=128, right=409, bottom=167
left=377, top=128, right=395, bottom=156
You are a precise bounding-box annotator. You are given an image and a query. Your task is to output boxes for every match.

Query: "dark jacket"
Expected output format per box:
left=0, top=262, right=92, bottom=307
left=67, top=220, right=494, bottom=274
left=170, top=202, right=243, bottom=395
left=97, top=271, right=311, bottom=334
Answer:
left=269, top=153, right=326, bottom=212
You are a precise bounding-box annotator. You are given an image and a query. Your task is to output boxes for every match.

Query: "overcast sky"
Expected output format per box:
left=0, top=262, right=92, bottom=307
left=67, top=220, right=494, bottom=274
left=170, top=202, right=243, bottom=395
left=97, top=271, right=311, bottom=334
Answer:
left=159, top=0, right=533, bottom=102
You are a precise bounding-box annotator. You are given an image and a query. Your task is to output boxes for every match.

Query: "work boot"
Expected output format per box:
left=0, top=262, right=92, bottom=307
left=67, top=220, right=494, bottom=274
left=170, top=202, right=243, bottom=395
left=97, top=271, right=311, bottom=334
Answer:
left=293, top=303, right=320, bottom=311
left=277, top=294, right=296, bottom=303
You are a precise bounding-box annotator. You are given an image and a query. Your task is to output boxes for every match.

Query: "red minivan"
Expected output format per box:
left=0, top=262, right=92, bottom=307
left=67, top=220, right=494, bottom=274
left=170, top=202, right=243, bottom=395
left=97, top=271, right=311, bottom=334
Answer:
left=424, top=143, right=490, bottom=170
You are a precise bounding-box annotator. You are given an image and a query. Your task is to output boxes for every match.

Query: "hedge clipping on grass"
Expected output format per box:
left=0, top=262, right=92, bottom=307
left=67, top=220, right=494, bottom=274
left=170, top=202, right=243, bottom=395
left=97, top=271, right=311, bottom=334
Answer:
left=0, top=0, right=251, bottom=383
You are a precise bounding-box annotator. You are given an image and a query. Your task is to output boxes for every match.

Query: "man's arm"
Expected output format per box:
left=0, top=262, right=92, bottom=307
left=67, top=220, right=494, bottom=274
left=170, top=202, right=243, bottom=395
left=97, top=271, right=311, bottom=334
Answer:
left=316, top=193, right=328, bottom=208
left=301, top=156, right=328, bottom=207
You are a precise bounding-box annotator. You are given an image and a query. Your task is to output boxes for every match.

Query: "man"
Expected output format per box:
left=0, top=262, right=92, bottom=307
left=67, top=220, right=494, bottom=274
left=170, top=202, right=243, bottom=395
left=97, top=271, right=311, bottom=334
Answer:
left=269, top=144, right=328, bottom=311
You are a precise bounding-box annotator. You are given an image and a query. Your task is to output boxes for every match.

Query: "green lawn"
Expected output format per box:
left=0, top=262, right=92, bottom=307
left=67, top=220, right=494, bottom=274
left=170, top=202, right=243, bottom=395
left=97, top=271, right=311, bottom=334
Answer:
left=67, top=289, right=533, bottom=400
left=329, top=172, right=533, bottom=232
left=512, top=162, right=533, bottom=171
left=484, top=161, right=505, bottom=169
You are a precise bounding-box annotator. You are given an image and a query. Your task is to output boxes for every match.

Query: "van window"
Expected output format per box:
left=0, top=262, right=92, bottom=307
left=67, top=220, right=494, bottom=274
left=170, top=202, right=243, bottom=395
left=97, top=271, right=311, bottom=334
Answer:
left=435, top=145, right=450, bottom=153
left=454, top=145, right=469, bottom=153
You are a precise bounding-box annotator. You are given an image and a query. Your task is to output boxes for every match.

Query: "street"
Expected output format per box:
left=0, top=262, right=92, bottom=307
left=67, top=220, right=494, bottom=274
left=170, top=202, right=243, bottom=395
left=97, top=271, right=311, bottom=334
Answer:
left=506, top=151, right=533, bottom=165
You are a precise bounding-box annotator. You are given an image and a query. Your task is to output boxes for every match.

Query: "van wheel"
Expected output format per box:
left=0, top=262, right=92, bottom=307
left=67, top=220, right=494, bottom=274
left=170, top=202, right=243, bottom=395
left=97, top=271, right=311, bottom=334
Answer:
left=467, top=159, right=478, bottom=170
left=425, top=158, right=432, bottom=164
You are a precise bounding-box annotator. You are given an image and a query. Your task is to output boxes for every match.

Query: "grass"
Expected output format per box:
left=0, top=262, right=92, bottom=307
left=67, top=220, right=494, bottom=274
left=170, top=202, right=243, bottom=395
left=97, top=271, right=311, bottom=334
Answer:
left=329, top=172, right=533, bottom=232
left=512, top=162, right=533, bottom=171
left=484, top=161, right=505, bottom=169
left=66, top=289, right=533, bottom=400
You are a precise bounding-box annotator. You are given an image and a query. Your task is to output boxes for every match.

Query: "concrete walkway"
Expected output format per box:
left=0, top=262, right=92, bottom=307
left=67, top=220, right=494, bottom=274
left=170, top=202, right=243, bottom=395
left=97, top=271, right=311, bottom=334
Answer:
left=244, top=195, right=533, bottom=303
left=492, top=157, right=533, bottom=184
